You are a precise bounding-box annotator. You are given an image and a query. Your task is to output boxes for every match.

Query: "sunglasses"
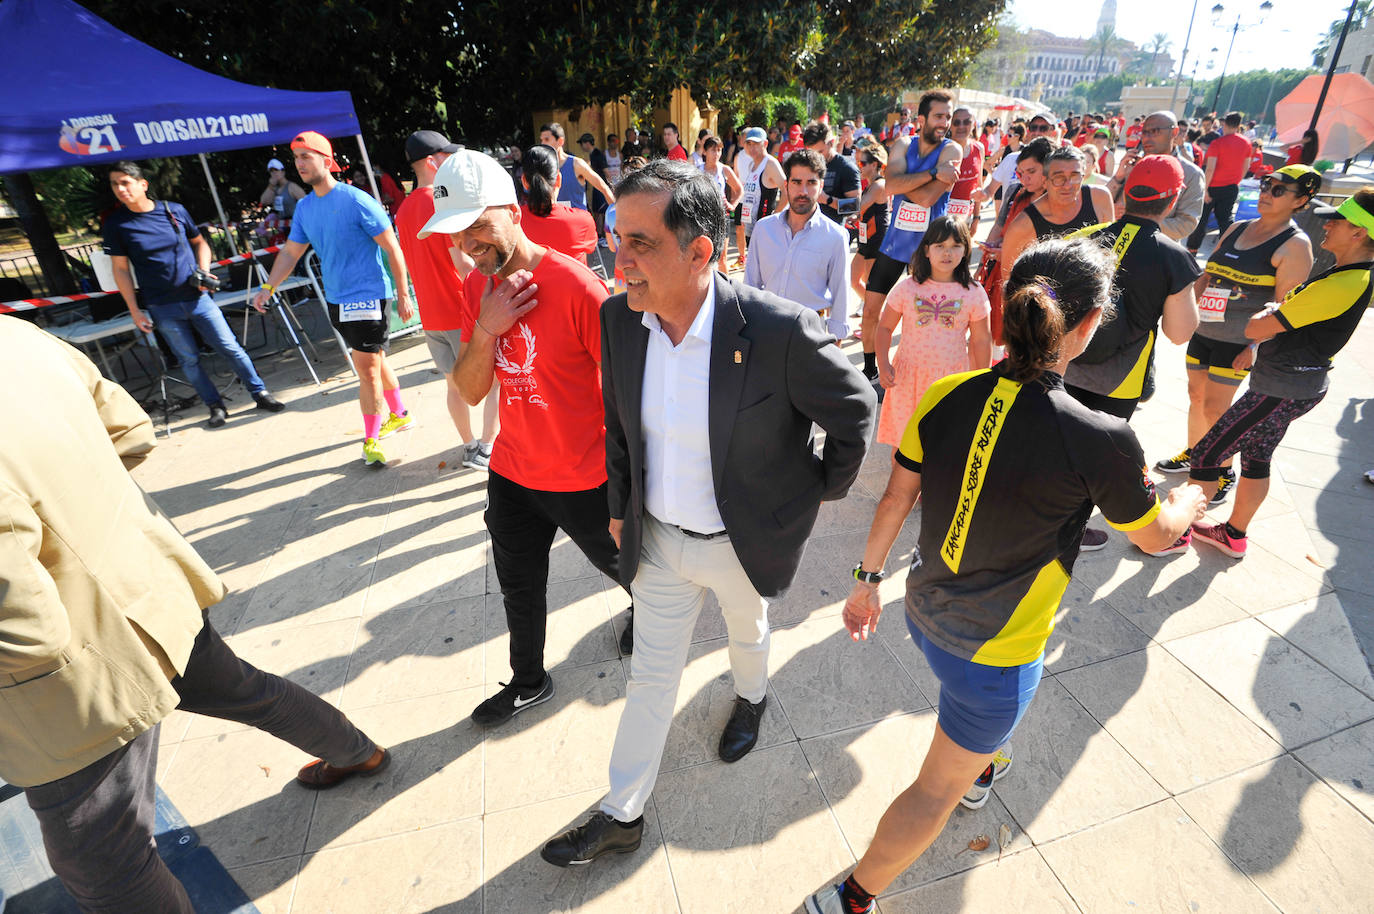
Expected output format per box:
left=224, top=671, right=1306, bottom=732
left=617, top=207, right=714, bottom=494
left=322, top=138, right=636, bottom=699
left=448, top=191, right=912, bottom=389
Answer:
left=1259, top=178, right=1297, bottom=198
left=1048, top=172, right=1084, bottom=187
left=1028, top=124, right=1052, bottom=133
left=951, top=118, right=974, bottom=126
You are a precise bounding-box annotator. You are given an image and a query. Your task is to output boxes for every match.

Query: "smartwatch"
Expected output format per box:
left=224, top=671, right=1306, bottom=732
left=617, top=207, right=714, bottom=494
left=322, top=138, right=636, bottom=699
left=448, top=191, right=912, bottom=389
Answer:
left=852, top=562, right=885, bottom=584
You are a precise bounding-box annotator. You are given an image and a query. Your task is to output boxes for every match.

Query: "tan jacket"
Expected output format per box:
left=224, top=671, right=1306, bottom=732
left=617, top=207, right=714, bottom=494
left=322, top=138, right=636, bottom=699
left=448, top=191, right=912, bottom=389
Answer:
left=0, top=316, right=225, bottom=787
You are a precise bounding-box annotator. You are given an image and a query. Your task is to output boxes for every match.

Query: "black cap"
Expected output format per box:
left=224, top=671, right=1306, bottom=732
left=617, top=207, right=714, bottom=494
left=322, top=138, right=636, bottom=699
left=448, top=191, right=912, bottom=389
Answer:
left=405, top=130, right=462, bottom=164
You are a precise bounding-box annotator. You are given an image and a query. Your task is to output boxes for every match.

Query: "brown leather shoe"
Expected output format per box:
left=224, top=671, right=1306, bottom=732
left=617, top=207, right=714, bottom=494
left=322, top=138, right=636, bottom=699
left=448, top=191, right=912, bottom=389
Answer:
left=296, top=746, right=391, bottom=790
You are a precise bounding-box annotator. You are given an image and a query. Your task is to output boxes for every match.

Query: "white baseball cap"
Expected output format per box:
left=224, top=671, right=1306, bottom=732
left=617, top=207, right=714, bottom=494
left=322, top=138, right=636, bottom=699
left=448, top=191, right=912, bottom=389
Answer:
left=266, top=158, right=285, bottom=171
left=417, top=149, right=517, bottom=238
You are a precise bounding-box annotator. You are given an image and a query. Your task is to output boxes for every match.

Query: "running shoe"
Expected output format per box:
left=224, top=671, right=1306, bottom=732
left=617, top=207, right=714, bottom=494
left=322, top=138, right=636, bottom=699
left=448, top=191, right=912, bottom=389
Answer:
left=378, top=411, right=413, bottom=439
left=462, top=442, right=492, bottom=470
left=1146, top=530, right=1192, bottom=556
left=1155, top=448, right=1191, bottom=473
left=362, top=437, right=386, bottom=466
left=471, top=674, right=555, bottom=727
left=1191, top=521, right=1247, bottom=558
left=961, top=744, right=1014, bottom=810
left=1079, top=527, right=1110, bottom=551
left=1210, top=469, right=1236, bottom=506
left=804, top=884, right=874, bottom=914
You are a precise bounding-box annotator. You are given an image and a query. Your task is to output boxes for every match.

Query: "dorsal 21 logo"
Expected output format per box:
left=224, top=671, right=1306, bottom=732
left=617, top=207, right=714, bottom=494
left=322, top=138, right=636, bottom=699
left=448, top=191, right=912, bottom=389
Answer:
left=60, top=116, right=123, bottom=156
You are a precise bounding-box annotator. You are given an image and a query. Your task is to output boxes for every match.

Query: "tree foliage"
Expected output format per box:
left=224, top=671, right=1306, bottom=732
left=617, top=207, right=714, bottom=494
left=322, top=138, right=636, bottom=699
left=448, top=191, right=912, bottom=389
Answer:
left=1313, top=0, right=1372, bottom=67
left=1192, top=68, right=1316, bottom=122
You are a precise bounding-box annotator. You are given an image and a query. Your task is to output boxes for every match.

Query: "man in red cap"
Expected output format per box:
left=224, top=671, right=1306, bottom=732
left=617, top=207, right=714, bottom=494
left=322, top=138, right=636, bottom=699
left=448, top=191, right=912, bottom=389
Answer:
left=1064, top=154, right=1201, bottom=423
left=253, top=131, right=416, bottom=466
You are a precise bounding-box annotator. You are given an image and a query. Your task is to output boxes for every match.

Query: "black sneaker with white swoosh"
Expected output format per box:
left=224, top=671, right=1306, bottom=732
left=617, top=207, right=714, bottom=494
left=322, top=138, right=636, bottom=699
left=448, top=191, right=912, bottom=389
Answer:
left=471, top=674, right=555, bottom=727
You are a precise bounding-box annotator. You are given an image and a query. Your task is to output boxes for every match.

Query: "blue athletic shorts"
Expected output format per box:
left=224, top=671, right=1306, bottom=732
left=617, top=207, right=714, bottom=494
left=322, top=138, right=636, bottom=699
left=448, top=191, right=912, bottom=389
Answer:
left=907, top=616, right=1044, bottom=754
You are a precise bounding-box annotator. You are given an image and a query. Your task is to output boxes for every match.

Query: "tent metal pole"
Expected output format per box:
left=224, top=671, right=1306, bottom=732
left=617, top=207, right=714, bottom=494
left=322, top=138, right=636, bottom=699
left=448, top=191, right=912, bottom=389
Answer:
left=355, top=134, right=383, bottom=202
left=198, top=152, right=238, bottom=256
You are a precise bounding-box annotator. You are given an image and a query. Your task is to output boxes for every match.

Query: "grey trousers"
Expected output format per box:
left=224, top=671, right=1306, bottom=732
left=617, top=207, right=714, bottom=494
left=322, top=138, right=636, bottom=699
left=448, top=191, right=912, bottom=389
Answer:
left=23, top=616, right=377, bottom=913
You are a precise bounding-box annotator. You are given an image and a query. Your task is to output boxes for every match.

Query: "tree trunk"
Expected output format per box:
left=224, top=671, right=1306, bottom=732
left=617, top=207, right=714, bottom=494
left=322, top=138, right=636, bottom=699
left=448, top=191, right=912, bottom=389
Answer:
left=1, top=172, right=76, bottom=296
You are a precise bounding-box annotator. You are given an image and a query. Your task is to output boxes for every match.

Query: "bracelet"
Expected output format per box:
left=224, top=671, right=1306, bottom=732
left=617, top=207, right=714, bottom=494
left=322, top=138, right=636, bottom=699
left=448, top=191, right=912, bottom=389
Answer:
left=475, top=318, right=500, bottom=337
left=853, top=562, right=885, bottom=585
left=260, top=282, right=276, bottom=293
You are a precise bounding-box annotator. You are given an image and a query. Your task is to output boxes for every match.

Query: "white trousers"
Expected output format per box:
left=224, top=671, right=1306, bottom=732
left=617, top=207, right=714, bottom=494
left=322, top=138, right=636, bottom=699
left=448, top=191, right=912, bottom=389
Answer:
left=600, top=514, right=771, bottom=822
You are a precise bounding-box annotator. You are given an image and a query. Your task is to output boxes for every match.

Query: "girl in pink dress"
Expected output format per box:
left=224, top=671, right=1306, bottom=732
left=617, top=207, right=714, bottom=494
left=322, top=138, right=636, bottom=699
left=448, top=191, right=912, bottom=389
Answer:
left=876, top=215, right=993, bottom=447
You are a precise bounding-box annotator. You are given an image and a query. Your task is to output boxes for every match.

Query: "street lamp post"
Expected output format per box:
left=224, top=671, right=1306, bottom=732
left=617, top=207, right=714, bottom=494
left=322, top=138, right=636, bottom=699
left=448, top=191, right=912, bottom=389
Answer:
left=1208, top=1, right=1272, bottom=113
left=1170, top=0, right=1203, bottom=113
left=1309, top=0, right=1362, bottom=132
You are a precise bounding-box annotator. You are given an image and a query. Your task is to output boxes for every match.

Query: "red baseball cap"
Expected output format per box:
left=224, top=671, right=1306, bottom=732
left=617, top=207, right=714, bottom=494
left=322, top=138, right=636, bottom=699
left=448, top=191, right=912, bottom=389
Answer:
left=290, top=131, right=341, bottom=172
left=788, top=124, right=803, bottom=139
left=1125, top=154, right=1184, bottom=202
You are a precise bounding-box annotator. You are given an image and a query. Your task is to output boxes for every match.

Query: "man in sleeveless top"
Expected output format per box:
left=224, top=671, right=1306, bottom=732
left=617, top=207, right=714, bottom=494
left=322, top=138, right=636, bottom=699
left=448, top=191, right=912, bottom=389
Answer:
left=733, top=127, right=785, bottom=269
left=539, top=122, right=616, bottom=213
left=859, top=90, right=962, bottom=383
left=1000, top=145, right=1114, bottom=282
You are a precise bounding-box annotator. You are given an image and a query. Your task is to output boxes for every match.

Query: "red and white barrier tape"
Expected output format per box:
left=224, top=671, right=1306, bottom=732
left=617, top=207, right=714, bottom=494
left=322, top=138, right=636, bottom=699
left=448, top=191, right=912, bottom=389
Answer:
left=0, top=245, right=282, bottom=314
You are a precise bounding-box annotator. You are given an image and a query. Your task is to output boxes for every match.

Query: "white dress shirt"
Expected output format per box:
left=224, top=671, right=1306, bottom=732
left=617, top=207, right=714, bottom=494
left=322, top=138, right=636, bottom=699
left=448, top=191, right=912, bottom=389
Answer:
left=641, top=280, right=725, bottom=534
left=743, top=206, right=850, bottom=338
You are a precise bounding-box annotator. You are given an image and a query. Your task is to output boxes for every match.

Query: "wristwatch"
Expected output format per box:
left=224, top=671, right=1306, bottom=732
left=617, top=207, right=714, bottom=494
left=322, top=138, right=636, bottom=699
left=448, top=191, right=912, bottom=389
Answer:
left=852, top=562, right=885, bottom=584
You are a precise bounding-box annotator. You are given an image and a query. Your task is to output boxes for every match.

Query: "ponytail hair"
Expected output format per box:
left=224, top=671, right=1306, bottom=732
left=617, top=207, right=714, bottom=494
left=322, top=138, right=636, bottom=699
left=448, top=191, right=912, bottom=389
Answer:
left=523, top=144, right=560, bottom=217
left=1002, top=237, right=1115, bottom=383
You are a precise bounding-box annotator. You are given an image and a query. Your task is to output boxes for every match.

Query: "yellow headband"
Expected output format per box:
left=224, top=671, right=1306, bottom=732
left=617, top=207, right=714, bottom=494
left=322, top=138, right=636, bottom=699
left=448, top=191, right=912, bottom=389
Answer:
left=1335, top=196, right=1374, bottom=231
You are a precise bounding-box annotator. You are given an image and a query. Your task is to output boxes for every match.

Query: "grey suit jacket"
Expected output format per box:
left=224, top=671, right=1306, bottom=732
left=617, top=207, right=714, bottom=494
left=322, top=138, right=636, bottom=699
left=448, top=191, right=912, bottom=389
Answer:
left=1162, top=151, right=1205, bottom=242
left=601, top=273, right=875, bottom=598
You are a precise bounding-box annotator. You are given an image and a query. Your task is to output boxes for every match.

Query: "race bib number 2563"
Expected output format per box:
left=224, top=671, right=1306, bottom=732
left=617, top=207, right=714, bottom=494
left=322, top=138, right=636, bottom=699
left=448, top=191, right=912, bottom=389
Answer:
left=339, top=299, right=384, bottom=322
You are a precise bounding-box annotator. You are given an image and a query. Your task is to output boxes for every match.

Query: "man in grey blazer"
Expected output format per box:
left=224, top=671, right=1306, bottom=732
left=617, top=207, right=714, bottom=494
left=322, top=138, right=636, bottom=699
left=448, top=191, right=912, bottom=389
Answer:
left=542, top=160, right=875, bottom=866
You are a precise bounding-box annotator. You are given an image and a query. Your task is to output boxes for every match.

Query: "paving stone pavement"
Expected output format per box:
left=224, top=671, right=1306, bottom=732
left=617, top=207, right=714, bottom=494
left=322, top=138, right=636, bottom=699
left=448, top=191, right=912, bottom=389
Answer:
left=126, top=285, right=1374, bottom=913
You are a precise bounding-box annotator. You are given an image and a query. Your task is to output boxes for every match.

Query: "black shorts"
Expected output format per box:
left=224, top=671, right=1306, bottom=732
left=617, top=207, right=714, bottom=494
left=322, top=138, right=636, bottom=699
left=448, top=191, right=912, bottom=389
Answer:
left=732, top=201, right=744, bottom=226
left=1186, top=333, right=1249, bottom=385
left=866, top=252, right=908, bottom=297
left=856, top=234, right=885, bottom=260
left=328, top=300, right=391, bottom=354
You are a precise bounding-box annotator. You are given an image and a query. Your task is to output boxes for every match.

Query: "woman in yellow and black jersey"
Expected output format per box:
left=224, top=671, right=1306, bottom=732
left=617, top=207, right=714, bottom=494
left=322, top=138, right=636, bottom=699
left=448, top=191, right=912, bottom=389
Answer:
left=1183, top=187, right=1374, bottom=561
left=1155, top=165, right=1316, bottom=507
left=804, top=238, right=1209, bottom=914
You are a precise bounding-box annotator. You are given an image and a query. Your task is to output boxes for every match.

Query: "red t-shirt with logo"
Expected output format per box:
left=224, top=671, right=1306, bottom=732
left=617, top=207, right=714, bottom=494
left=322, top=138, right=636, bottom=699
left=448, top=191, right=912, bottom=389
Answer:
left=520, top=203, right=598, bottom=259
left=666, top=144, right=689, bottom=161
left=395, top=186, right=467, bottom=331
left=1125, top=124, right=1142, bottom=148
left=460, top=249, right=609, bottom=491
left=1205, top=133, right=1253, bottom=187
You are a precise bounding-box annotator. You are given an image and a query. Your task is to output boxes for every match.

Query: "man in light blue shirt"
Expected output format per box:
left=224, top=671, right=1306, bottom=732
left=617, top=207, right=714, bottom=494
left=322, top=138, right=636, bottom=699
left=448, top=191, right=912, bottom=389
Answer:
left=744, top=148, right=852, bottom=340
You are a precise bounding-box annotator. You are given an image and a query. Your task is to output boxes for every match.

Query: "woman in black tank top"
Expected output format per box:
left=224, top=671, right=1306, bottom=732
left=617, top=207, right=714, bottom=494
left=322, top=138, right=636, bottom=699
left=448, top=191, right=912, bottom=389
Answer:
left=1000, top=146, right=1113, bottom=289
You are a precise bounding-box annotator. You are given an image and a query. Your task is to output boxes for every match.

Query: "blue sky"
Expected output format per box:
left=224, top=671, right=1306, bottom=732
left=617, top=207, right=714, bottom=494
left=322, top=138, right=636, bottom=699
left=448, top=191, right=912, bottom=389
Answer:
left=1006, top=0, right=1354, bottom=76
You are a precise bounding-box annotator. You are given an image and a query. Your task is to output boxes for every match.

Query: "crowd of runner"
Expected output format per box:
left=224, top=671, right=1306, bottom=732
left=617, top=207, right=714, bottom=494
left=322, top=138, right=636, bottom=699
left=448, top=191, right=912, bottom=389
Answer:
left=6, top=84, right=1371, bottom=914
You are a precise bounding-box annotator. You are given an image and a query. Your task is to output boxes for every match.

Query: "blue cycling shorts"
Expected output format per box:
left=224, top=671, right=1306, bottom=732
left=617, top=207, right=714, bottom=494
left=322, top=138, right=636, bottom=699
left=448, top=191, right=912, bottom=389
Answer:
left=907, top=616, right=1044, bottom=754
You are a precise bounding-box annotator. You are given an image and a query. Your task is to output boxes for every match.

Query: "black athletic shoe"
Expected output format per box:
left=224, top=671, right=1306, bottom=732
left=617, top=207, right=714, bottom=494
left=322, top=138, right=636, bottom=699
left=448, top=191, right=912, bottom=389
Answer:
left=541, top=811, right=643, bottom=867
left=1210, top=469, right=1236, bottom=506
left=254, top=391, right=286, bottom=412
left=207, top=404, right=228, bottom=428
left=470, top=674, right=554, bottom=727
left=1155, top=448, right=1191, bottom=473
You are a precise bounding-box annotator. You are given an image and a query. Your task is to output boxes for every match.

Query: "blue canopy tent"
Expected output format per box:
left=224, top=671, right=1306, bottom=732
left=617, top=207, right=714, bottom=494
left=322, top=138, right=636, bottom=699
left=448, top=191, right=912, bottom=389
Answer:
left=0, top=0, right=383, bottom=249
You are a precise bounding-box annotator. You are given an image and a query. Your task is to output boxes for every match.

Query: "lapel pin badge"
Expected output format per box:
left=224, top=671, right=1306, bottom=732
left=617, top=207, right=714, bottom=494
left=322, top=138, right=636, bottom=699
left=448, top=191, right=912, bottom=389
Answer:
left=734, top=350, right=742, bottom=364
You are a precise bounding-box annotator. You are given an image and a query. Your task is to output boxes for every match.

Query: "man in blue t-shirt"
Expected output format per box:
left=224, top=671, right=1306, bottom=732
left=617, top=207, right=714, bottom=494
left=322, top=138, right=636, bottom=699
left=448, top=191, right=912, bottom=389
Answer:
left=254, top=132, right=416, bottom=466
left=102, top=161, right=285, bottom=428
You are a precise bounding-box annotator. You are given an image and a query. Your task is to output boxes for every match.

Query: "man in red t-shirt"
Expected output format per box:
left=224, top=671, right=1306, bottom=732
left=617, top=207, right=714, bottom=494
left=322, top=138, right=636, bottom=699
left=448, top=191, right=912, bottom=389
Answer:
left=662, top=122, right=689, bottom=161
left=395, top=130, right=498, bottom=468
left=1186, top=111, right=1252, bottom=253
left=418, top=149, right=631, bottom=726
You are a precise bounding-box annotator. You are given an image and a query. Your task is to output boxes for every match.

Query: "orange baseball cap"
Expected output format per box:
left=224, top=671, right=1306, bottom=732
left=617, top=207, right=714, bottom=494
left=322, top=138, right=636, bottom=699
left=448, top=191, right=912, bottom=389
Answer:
left=290, top=131, right=341, bottom=172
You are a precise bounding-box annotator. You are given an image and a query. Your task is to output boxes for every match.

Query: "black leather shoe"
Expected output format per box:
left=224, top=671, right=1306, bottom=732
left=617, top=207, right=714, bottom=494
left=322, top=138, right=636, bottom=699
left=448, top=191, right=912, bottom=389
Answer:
left=718, top=694, right=767, bottom=762
left=619, top=609, right=634, bottom=655
left=254, top=392, right=286, bottom=412
left=207, top=404, right=228, bottom=428
left=541, top=811, right=642, bottom=866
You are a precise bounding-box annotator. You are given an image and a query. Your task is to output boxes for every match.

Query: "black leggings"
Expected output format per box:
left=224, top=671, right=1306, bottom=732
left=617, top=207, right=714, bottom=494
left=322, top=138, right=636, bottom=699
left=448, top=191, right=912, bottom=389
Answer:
left=1191, top=389, right=1322, bottom=480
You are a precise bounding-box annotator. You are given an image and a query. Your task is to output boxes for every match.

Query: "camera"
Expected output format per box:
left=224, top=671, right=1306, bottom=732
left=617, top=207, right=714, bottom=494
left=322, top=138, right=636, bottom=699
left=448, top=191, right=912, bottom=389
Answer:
left=195, top=268, right=222, bottom=292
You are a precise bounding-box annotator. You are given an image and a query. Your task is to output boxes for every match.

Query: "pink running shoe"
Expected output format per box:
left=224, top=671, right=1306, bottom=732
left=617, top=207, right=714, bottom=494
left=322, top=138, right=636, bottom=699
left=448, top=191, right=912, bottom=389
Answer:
left=1147, top=529, right=1193, bottom=556
left=1191, top=521, right=1247, bottom=558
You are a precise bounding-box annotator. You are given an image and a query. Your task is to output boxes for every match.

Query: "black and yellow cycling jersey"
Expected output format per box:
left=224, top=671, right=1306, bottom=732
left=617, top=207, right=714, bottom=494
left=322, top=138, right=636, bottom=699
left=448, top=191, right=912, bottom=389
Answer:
left=1252, top=260, right=1373, bottom=399
left=896, top=363, right=1161, bottom=666
left=1196, top=219, right=1301, bottom=344
left=1064, top=216, right=1202, bottom=403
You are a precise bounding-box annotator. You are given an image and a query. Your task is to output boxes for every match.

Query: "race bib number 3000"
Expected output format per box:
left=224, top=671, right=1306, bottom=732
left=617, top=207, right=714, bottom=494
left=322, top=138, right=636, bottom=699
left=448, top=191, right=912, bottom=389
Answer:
left=1198, top=286, right=1228, bottom=323
left=339, top=299, right=384, bottom=322
left=893, top=200, right=930, bottom=233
